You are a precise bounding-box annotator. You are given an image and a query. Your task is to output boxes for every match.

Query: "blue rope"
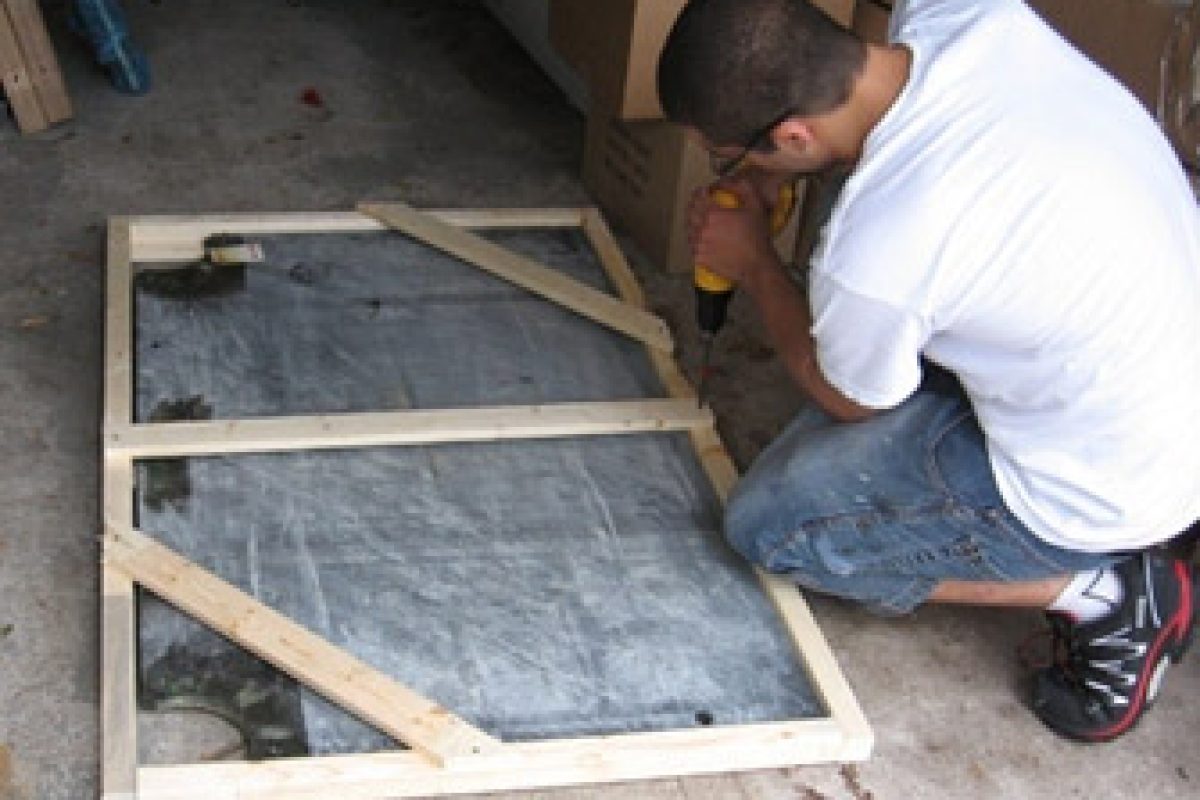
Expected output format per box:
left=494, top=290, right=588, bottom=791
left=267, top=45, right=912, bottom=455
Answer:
left=70, top=0, right=151, bottom=94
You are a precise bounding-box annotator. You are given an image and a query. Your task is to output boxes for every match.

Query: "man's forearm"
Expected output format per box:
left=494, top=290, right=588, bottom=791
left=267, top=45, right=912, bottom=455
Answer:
left=743, top=257, right=874, bottom=422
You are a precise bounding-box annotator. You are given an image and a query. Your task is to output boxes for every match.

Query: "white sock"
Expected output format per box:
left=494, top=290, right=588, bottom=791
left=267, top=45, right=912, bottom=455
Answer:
left=1049, top=567, right=1123, bottom=623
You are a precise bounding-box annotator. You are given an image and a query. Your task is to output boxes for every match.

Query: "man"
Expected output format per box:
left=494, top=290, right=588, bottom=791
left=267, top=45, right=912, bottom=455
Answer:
left=657, top=0, right=1199, bottom=742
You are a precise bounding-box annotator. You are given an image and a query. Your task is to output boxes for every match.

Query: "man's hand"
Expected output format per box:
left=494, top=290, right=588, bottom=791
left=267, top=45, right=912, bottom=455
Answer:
left=686, top=175, right=784, bottom=288
left=686, top=171, right=874, bottom=423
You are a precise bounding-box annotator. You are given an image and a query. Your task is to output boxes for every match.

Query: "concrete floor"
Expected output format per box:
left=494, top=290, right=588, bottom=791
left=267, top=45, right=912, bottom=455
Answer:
left=0, top=2, right=1196, bottom=798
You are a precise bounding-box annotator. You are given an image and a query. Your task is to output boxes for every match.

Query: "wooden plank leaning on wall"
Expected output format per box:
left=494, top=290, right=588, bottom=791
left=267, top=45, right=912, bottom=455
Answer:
left=0, top=0, right=71, bottom=134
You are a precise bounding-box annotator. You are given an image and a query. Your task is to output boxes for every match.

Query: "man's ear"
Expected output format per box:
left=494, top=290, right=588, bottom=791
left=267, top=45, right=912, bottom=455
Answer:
left=771, top=117, right=817, bottom=154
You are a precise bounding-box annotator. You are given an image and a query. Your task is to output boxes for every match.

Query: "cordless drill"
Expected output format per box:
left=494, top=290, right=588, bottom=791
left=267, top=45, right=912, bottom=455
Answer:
left=694, top=182, right=798, bottom=406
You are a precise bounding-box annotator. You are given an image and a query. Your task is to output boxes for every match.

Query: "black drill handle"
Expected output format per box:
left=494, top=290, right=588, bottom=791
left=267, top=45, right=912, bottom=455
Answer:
left=696, top=287, right=734, bottom=337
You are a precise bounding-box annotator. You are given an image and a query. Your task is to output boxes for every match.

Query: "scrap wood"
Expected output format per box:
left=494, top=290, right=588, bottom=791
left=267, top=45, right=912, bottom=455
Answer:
left=3, top=0, right=71, bottom=126
left=0, top=2, right=45, bottom=133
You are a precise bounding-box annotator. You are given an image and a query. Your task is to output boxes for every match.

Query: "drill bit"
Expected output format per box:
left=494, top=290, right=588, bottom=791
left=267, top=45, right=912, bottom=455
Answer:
left=693, top=189, right=741, bottom=410
left=697, top=332, right=716, bottom=408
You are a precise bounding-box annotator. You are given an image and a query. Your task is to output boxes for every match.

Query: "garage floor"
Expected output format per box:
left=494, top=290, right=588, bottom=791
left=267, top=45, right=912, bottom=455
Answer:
left=0, top=2, right=1196, bottom=798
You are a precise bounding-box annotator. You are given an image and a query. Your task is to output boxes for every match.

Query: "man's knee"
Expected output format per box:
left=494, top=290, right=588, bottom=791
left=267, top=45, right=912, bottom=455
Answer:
left=723, top=443, right=834, bottom=570
left=724, top=495, right=929, bottom=614
left=723, top=472, right=785, bottom=568
left=724, top=491, right=770, bottom=568
left=724, top=496, right=856, bottom=601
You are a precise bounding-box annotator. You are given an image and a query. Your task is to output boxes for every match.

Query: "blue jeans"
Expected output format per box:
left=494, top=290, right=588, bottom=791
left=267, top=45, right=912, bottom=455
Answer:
left=725, top=377, right=1116, bottom=615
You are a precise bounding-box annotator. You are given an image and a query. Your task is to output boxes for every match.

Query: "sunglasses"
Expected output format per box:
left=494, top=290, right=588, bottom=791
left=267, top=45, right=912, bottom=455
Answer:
left=708, top=108, right=797, bottom=177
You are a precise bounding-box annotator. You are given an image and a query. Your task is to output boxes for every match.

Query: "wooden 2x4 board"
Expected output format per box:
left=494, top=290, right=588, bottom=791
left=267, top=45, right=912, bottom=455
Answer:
left=0, top=0, right=71, bottom=133
left=101, top=204, right=872, bottom=799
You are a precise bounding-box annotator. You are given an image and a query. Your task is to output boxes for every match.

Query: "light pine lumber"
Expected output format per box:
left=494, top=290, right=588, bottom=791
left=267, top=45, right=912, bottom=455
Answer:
left=103, top=527, right=501, bottom=767
left=359, top=201, right=675, bottom=352
left=104, top=399, right=713, bottom=458
left=135, top=719, right=848, bottom=800
left=582, top=209, right=873, bottom=755
left=758, top=574, right=873, bottom=755
left=101, top=569, right=137, bottom=800
left=3, top=0, right=70, bottom=123
left=102, top=218, right=139, bottom=800
left=580, top=209, right=696, bottom=402
left=102, top=461, right=138, bottom=800
left=105, top=219, right=134, bottom=429
left=126, top=207, right=586, bottom=262
left=0, top=2, right=45, bottom=133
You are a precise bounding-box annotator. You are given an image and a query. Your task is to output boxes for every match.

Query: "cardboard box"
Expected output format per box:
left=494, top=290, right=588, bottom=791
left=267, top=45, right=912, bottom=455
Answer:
left=582, top=106, right=710, bottom=272
left=551, top=0, right=685, bottom=120
left=552, top=0, right=856, bottom=121
left=582, top=105, right=801, bottom=274
left=1030, top=0, right=1181, bottom=115
left=1161, top=2, right=1199, bottom=166
left=1033, top=2, right=1199, bottom=166
left=852, top=0, right=1184, bottom=117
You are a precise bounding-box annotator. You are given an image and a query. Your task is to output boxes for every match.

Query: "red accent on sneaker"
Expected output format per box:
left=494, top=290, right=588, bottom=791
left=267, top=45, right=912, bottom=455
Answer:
left=1090, top=561, right=1194, bottom=741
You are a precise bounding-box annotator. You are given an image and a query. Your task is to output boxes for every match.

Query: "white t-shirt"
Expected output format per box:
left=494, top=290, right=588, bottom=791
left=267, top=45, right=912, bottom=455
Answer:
left=809, top=0, right=1200, bottom=552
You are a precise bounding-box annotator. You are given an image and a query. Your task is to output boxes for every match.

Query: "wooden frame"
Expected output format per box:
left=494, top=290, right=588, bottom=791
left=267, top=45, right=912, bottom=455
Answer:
left=102, top=204, right=872, bottom=799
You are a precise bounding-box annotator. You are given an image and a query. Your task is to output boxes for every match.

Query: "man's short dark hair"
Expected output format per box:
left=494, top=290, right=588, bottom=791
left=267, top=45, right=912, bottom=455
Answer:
left=657, top=0, right=868, bottom=146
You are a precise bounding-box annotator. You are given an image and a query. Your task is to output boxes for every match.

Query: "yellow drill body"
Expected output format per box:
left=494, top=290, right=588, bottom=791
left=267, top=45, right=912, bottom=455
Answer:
left=694, top=182, right=797, bottom=404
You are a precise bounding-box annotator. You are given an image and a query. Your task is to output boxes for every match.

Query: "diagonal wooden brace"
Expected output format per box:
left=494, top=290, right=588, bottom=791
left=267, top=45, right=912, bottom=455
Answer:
left=358, top=201, right=675, bottom=353
left=102, top=526, right=501, bottom=767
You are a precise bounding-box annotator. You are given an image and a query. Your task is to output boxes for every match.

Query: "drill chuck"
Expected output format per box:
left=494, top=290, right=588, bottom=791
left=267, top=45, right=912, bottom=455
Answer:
left=695, top=284, right=733, bottom=337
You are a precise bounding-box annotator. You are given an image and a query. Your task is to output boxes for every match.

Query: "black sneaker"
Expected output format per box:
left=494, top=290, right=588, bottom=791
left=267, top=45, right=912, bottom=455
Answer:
left=1031, top=551, right=1197, bottom=742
